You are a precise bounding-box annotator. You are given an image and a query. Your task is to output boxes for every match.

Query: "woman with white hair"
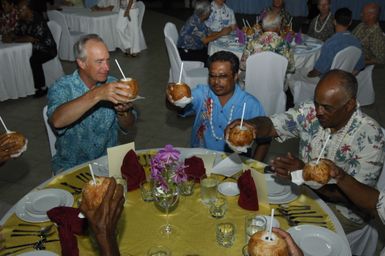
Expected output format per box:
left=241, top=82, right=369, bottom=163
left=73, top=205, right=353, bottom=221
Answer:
left=307, top=0, right=334, bottom=41
left=177, top=0, right=232, bottom=64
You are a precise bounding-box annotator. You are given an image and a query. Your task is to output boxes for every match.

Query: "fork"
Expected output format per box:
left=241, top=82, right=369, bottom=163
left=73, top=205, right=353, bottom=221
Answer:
left=287, top=218, right=328, bottom=227
left=11, top=230, right=55, bottom=238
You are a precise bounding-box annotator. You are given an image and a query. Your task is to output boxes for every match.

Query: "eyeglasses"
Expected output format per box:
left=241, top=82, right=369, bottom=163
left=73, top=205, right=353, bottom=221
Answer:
left=314, top=98, right=352, bottom=113
left=208, top=73, right=232, bottom=81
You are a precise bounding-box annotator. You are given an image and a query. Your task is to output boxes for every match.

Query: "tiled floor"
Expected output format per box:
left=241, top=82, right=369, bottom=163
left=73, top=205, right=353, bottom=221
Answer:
left=1, top=6, right=385, bottom=249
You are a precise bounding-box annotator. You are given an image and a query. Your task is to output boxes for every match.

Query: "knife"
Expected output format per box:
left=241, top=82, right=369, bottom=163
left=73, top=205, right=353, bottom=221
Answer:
left=3, top=239, right=60, bottom=250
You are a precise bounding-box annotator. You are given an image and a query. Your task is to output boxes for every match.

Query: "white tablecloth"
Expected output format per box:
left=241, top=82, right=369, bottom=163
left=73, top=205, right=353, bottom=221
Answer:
left=61, top=7, right=120, bottom=51
left=0, top=42, right=35, bottom=101
left=208, top=34, right=322, bottom=70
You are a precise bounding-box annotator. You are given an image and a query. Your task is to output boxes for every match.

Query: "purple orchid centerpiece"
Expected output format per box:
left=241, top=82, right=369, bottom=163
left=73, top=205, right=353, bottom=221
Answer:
left=295, top=31, right=303, bottom=45
left=150, top=144, right=187, bottom=193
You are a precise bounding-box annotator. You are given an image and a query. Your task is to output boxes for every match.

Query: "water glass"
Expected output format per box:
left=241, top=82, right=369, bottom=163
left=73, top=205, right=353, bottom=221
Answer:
left=209, top=196, right=227, bottom=218
left=200, top=175, right=218, bottom=205
left=216, top=222, right=235, bottom=248
left=140, top=180, right=154, bottom=202
left=179, top=178, right=195, bottom=196
left=245, top=215, right=266, bottom=243
left=147, top=245, right=171, bottom=256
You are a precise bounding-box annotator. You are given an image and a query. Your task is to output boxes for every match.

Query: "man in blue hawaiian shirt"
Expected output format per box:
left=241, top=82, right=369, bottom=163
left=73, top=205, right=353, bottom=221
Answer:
left=205, top=0, right=236, bottom=32
left=47, top=34, right=136, bottom=174
left=227, top=69, right=385, bottom=234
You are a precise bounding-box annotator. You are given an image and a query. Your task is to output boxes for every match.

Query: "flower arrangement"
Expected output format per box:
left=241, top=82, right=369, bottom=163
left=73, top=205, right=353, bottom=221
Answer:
left=150, top=144, right=187, bottom=192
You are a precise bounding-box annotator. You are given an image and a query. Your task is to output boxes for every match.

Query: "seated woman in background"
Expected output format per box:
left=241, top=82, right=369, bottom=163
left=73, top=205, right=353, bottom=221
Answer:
left=0, top=0, right=18, bottom=36
left=260, top=0, right=292, bottom=32
left=177, top=0, right=232, bottom=64
left=307, top=0, right=334, bottom=41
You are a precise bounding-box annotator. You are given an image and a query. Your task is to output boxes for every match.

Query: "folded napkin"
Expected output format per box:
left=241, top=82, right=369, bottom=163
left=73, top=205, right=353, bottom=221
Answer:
left=47, top=207, right=86, bottom=256
left=184, top=156, right=206, bottom=182
left=237, top=170, right=259, bottom=211
left=236, top=27, right=245, bottom=44
left=121, top=149, right=146, bottom=191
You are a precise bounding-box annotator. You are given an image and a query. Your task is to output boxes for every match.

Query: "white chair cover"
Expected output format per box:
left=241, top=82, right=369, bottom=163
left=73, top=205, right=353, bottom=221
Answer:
left=357, top=65, right=375, bottom=106
left=135, top=1, right=147, bottom=53
left=289, top=46, right=362, bottom=105
left=244, top=51, right=288, bottom=115
left=164, top=22, right=179, bottom=45
left=47, top=10, right=86, bottom=61
left=43, top=20, right=64, bottom=88
left=164, top=36, right=208, bottom=89
left=43, top=105, right=57, bottom=158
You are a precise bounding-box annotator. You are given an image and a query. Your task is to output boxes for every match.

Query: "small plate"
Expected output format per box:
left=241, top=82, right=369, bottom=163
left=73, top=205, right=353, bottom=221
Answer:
left=218, top=182, right=240, bottom=196
left=18, top=251, right=58, bottom=256
left=16, top=188, right=74, bottom=222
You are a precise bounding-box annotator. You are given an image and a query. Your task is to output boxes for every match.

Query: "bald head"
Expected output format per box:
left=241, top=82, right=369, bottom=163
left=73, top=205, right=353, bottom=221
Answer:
left=362, top=3, right=380, bottom=24
left=317, top=69, right=358, bottom=99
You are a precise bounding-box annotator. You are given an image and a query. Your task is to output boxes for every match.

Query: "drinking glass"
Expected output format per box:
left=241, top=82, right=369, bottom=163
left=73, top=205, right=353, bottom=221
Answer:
left=200, top=174, right=218, bottom=205
left=153, top=185, right=179, bottom=236
left=178, top=176, right=195, bottom=196
left=245, top=215, right=266, bottom=243
left=216, top=222, right=235, bottom=247
left=147, top=245, right=171, bottom=256
left=209, top=196, right=227, bottom=218
left=140, top=180, right=154, bottom=202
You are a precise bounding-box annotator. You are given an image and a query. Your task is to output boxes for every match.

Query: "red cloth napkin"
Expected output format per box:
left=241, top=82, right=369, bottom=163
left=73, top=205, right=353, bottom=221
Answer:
left=237, top=170, right=259, bottom=211
left=121, top=149, right=146, bottom=191
left=184, top=156, right=206, bottom=182
left=47, top=207, right=86, bottom=256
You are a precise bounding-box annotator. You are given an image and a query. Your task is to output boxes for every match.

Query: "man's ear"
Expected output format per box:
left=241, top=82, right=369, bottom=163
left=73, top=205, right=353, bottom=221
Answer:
left=347, top=97, right=357, bottom=111
left=76, top=58, right=86, bottom=70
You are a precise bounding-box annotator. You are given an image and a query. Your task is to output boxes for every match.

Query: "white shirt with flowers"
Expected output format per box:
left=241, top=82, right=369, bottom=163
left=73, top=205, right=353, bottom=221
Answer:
left=270, top=101, right=385, bottom=224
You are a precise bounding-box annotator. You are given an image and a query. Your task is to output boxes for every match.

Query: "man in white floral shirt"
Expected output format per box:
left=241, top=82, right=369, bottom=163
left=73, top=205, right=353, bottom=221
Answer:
left=226, top=69, right=385, bottom=234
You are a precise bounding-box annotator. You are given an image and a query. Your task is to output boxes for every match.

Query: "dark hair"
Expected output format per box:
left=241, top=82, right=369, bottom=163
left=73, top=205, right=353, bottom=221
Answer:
left=323, top=69, right=358, bottom=98
left=207, top=51, right=240, bottom=74
left=334, top=8, right=352, bottom=26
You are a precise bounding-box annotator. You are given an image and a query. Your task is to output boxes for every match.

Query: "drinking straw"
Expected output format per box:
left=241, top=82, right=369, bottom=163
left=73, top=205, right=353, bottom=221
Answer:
left=114, top=59, right=126, bottom=80
left=242, top=18, right=246, bottom=27
left=245, top=19, right=251, bottom=28
left=0, top=116, right=11, bottom=133
left=268, top=208, right=275, bottom=241
left=316, top=134, right=331, bottom=164
left=88, top=163, right=97, bottom=185
left=239, top=102, right=246, bottom=129
left=256, top=15, right=259, bottom=24
left=178, top=62, right=184, bottom=84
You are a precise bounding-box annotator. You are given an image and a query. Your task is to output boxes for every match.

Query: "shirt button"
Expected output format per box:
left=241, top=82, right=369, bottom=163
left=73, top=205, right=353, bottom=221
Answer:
left=220, top=110, right=223, bottom=113
left=219, top=125, right=222, bottom=128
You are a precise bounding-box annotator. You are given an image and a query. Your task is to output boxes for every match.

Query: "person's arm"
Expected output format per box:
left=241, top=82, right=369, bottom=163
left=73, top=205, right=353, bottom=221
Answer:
left=80, top=178, right=124, bottom=256
left=115, top=102, right=136, bottom=132
left=50, top=81, right=132, bottom=129
left=124, top=0, right=133, bottom=21
left=202, top=26, right=232, bottom=45
left=273, top=228, right=304, bottom=256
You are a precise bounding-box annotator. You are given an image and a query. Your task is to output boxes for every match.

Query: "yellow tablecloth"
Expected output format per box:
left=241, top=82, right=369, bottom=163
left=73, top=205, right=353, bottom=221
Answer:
left=1, top=151, right=335, bottom=255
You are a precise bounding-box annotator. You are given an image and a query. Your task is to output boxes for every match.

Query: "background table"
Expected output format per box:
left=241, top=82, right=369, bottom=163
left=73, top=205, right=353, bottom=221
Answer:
left=60, top=7, right=120, bottom=51
left=0, top=42, right=35, bottom=102
left=226, top=0, right=308, bottom=16
left=0, top=148, right=350, bottom=255
left=331, top=0, right=385, bottom=21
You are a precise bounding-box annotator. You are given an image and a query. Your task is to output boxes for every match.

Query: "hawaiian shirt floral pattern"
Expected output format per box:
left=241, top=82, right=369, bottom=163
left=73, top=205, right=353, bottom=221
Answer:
left=240, top=31, right=295, bottom=73
left=205, top=2, right=236, bottom=32
left=377, top=190, right=385, bottom=225
left=260, top=7, right=292, bottom=30
left=177, top=14, right=209, bottom=50
left=271, top=101, right=385, bottom=223
left=0, top=8, right=18, bottom=35
left=353, top=22, right=385, bottom=64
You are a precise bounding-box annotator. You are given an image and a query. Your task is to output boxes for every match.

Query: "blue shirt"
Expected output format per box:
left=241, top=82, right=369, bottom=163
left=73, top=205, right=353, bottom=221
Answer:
left=177, top=14, right=209, bottom=50
left=314, top=32, right=365, bottom=74
left=47, top=71, right=118, bottom=173
left=183, top=84, right=265, bottom=151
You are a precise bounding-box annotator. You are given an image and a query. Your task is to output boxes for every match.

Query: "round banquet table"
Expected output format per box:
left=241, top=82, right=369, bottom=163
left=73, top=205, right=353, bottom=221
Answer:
left=0, top=148, right=351, bottom=255
left=208, top=34, right=322, bottom=71
left=56, top=7, right=120, bottom=51
left=225, top=0, right=308, bottom=16
left=0, top=41, right=35, bottom=102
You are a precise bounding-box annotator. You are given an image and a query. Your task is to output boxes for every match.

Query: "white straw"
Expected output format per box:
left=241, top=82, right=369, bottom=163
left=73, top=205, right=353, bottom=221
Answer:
left=268, top=208, right=275, bottom=241
left=245, top=19, right=251, bottom=28
left=0, top=116, right=11, bottom=133
left=114, top=59, right=126, bottom=80
left=242, top=18, right=246, bottom=27
left=178, top=62, right=184, bottom=84
left=316, top=134, right=331, bottom=164
left=239, top=102, right=246, bottom=129
left=88, top=163, right=97, bottom=185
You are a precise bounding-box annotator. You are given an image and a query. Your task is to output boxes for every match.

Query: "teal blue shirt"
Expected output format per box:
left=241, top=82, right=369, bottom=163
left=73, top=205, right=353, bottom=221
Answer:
left=47, top=70, right=118, bottom=173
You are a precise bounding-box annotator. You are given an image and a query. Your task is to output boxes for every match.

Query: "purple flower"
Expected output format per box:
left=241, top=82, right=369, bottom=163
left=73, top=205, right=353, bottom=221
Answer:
left=172, top=162, right=188, bottom=183
left=295, top=32, right=302, bottom=44
left=157, top=144, right=180, bottom=163
left=285, top=33, right=293, bottom=44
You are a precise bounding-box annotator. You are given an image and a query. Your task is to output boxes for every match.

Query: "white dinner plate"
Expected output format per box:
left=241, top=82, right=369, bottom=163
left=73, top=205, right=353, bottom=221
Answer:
left=262, top=215, right=280, bottom=228
left=287, top=225, right=350, bottom=256
left=16, top=188, right=74, bottom=223
left=266, top=174, right=300, bottom=204
left=218, top=182, right=240, bottom=196
left=18, top=251, right=58, bottom=256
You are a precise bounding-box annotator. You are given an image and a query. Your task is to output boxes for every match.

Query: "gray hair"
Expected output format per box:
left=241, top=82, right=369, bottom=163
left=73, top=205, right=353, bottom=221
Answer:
left=74, top=34, right=104, bottom=61
left=262, top=11, right=281, bottom=31
left=194, top=0, right=211, bottom=17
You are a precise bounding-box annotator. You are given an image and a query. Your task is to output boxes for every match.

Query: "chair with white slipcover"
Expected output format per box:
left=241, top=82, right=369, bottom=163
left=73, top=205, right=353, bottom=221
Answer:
left=245, top=51, right=288, bottom=115
left=164, top=22, right=179, bottom=45
left=135, top=1, right=147, bottom=52
left=356, top=65, right=375, bottom=106
left=289, top=46, right=362, bottom=105
left=43, top=20, right=64, bottom=87
left=164, top=35, right=208, bottom=89
left=47, top=10, right=86, bottom=61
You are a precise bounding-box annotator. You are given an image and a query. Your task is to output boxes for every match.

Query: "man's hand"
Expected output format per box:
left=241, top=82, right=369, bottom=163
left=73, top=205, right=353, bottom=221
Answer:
left=322, top=158, right=346, bottom=183
left=165, top=84, right=175, bottom=104
left=270, top=152, right=305, bottom=179
left=273, top=228, right=304, bottom=256
left=0, top=134, right=21, bottom=163
left=114, top=102, right=134, bottom=113
left=219, top=26, right=232, bottom=36
left=90, top=81, right=132, bottom=104
left=225, top=119, right=257, bottom=140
